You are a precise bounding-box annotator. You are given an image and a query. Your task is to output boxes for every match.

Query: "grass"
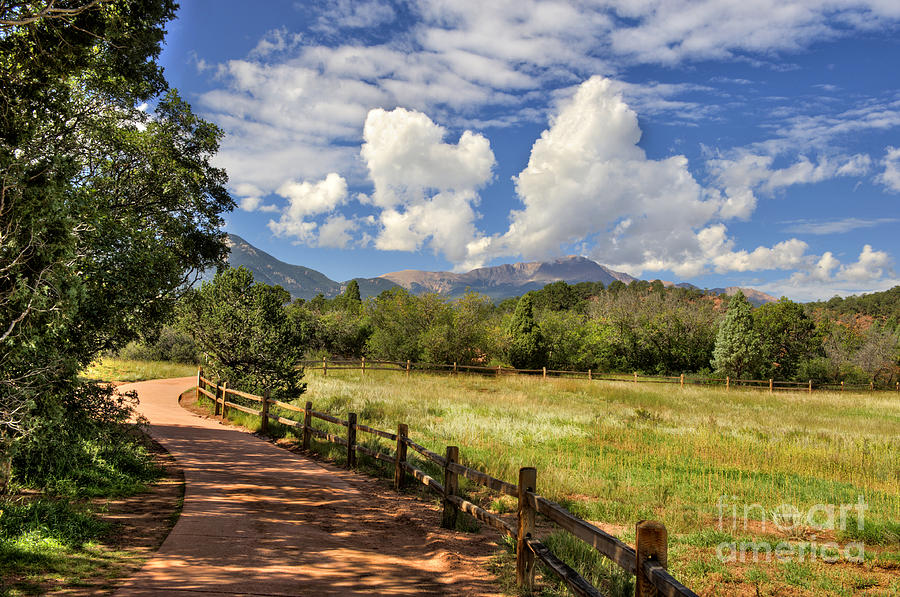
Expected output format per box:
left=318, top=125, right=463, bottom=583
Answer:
left=81, top=358, right=197, bottom=383
left=226, top=367, right=900, bottom=597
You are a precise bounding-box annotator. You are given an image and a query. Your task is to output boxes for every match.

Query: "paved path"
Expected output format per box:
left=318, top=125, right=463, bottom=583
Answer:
left=114, top=378, right=499, bottom=596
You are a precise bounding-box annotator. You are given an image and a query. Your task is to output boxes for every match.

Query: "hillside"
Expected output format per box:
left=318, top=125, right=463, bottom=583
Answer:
left=212, top=235, right=777, bottom=304
left=379, top=256, right=636, bottom=301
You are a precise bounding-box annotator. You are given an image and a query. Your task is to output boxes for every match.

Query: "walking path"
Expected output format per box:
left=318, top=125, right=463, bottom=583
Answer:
left=114, top=377, right=500, bottom=596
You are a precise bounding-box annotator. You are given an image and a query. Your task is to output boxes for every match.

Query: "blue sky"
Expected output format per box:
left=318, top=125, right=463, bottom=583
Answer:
left=159, top=1, right=900, bottom=300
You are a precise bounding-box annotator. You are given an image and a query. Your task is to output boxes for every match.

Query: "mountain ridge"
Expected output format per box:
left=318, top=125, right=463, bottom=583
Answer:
left=216, top=234, right=777, bottom=304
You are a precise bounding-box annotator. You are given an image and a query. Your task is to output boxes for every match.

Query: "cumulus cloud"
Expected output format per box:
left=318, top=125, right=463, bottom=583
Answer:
left=877, top=146, right=900, bottom=192
left=268, top=173, right=349, bottom=244
left=494, top=76, right=720, bottom=276
left=361, top=107, right=495, bottom=268
left=782, top=217, right=899, bottom=235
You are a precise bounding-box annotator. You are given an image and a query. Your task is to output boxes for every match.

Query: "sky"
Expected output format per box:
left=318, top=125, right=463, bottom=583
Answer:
left=159, top=0, right=900, bottom=301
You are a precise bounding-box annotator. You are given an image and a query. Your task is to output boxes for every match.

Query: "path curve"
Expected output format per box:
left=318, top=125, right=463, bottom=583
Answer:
left=114, top=377, right=500, bottom=596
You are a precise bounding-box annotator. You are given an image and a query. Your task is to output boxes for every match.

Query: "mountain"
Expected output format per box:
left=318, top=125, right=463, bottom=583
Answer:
left=379, top=256, right=636, bottom=301
left=663, top=281, right=778, bottom=306
left=211, top=235, right=777, bottom=304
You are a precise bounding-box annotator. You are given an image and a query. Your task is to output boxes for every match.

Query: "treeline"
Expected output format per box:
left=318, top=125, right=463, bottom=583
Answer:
left=169, top=268, right=899, bottom=388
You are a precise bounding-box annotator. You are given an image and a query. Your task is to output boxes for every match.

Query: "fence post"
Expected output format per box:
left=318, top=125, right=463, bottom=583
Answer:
left=406, top=359, right=410, bottom=377
left=769, top=379, right=773, bottom=393
left=633, top=371, right=638, bottom=383
left=302, top=401, right=312, bottom=450
left=516, top=467, right=537, bottom=592
left=453, top=361, right=457, bottom=374
left=497, top=365, right=501, bottom=377
left=441, top=446, right=459, bottom=529
left=394, top=423, right=408, bottom=490
left=347, top=413, right=357, bottom=469
left=726, top=376, right=730, bottom=391
left=896, top=381, right=899, bottom=392
left=870, top=380, right=874, bottom=391
left=323, top=356, right=327, bottom=377
left=588, top=369, right=592, bottom=381
left=635, top=520, right=668, bottom=597
left=220, top=382, right=228, bottom=420
left=260, top=389, right=269, bottom=433
left=680, top=373, right=684, bottom=388
left=361, top=356, right=365, bottom=375
left=808, top=380, right=812, bottom=394
left=542, top=367, right=546, bottom=379
left=841, top=381, right=844, bottom=392
left=196, top=367, right=202, bottom=403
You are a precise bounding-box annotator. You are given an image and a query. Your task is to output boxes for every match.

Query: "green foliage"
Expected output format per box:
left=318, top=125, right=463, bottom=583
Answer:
left=117, top=325, right=200, bottom=364
left=181, top=267, right=305, bottom=400
left=365, top=288, right=434, bottom=362
left=420, top=292, right=500, bottom=365
left=507, top=293, right=547, bottom=369
left=754, top=298, right=821, bottom=380
left=10, top=383, right=160, bottom=495
left=1, top=0, right=232, bottom=489
left=712, top=290, right=762, bottom=378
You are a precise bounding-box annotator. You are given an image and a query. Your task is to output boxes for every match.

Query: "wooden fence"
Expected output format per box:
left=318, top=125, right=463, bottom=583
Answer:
left=299, top=357, right=900, bottom=394
left=196, top=369, right=699, bottom=597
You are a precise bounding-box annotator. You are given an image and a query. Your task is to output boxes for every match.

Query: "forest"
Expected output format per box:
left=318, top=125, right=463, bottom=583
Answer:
left=138, top=268, right=900, bottom=395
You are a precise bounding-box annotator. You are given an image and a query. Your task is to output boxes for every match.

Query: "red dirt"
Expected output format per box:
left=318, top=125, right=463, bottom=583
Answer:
left=113, top=378, right=502, bottom=596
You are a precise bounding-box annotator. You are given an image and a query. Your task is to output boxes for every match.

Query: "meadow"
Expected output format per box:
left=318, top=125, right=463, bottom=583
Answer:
left=223, top=367, right=900, bottom=596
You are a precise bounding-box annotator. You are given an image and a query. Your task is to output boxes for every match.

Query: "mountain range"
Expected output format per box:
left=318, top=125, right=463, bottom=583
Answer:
left=212, top=234, right=777, bottom=305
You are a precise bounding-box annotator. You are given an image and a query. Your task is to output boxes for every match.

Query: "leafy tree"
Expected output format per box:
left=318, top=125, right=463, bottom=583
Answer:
left=421, top=292, right=500, bottom=365
left=365, top=288, right=434, bottom=362
left=754, top=298, right=820, bottom=380
left=1, top=1, right=232, bottom=489
left=181, top=267, right=305, bottom=400
left=507, top=293, right=547, bottom=369
left=711, top=291, right=762, bottom=379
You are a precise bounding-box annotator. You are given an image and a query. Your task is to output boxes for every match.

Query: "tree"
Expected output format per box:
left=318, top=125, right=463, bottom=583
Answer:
left=754, top=298, right=819, bottom=380
left=711, top=291, right=762, bottom=379
left=1, top=1, right=233, bottom=488
left=181, top=267, right=305, bottom=400
left=344, top=280, right=362, bottom=303
left=507, top=293, right=547, bottom=369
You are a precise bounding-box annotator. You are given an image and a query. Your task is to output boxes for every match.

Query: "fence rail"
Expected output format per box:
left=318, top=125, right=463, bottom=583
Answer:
left=298, top=357, right=900, bottom=394
left=195, top=369, right=699, bottom=597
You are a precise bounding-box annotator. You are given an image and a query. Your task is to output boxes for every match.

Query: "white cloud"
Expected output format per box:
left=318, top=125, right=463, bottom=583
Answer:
left=361, top=107, right=495, bottom=268
left=268, top=173, right=348, bottom=243
left=314, top=0, right=396, bottom=32
left=606, top=0, right=900, bottom=65
left=782, top=217, right=899, bottom=235
left=494, top=76, right=720, bottom=276
left=877, top=146, right=900, bottom=192
left=249, top=28, right=303, bottom=58
left=707, top=152, right=871, bottom=220
left=839, top=244, right=892, bottom=282
left=317, top=215, right=359, bottom=249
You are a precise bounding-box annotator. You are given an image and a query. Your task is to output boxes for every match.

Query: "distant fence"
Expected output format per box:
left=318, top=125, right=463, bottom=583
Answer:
left=196, top=369, right=699, bottom=597
left=300, top=357, right=900, bottom=394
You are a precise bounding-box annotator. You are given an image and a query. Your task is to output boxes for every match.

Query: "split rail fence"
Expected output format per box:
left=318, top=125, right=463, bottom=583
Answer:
left=196, top=369, right=699, bottom=597
left=301, top=357, right=900, bottom=394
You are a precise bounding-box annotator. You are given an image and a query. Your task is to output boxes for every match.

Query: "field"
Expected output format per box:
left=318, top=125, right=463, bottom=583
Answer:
left=81, top=358, right=198, bottom=383
left=241, top=367, right=900, bottom=596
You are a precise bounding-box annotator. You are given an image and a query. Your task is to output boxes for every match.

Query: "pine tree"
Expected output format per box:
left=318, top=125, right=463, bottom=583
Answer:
left=711, top=290, right=762, bottom=379
left=507, top=293, right=547, bottom=369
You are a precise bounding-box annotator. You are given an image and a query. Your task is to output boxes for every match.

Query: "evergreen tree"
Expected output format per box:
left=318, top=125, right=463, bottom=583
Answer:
left=711, top=290, right=762, bottom=379
left=507, top=293, right=547, bottom=369
left=344, top=280, right=362, bottom=303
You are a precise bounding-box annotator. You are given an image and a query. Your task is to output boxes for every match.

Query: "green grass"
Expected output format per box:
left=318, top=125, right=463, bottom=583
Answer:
left=203, top=367, right=900, bottom=596
left=81, top=358, right=197, bottom=383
